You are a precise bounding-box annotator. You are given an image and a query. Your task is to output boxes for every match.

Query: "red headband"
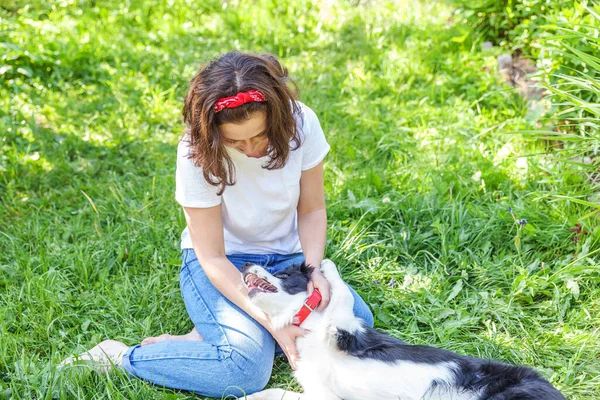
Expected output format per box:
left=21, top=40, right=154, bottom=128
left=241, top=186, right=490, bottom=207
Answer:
left=214, top=89, right=267, bottom=113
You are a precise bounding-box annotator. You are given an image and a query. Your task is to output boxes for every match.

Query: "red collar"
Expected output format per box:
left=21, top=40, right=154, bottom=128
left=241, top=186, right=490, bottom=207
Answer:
left=292, top=289, right=322, bottom=326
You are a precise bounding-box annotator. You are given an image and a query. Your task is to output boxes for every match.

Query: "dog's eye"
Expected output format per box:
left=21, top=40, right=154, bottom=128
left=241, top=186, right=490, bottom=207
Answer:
left=276, top=273, right=289, bottom=279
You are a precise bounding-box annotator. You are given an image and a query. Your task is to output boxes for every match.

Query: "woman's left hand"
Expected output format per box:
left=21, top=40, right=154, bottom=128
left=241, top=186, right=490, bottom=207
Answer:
left=307, top=269, right=331, bottom=311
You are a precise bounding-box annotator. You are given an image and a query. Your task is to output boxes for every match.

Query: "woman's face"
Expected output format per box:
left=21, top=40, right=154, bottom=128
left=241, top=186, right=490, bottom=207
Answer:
left=219, top=111, right=268, bottom=158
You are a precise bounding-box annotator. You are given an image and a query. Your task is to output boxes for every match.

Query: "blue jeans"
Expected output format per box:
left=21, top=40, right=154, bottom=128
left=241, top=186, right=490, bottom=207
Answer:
left=120, top=249, right=374, bottom=398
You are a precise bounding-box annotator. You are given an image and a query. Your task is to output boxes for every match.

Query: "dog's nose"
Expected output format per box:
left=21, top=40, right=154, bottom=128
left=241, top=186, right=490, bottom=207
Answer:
left=241, top=262, right=253, bottom=272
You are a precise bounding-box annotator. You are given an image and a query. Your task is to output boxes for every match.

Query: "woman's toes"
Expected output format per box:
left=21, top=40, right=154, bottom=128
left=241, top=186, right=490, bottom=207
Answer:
left=185, top=328, right=204, bottom=341
left=141, top=333, right=171, bottom=346
left=140, top=329, right=204, bottom=346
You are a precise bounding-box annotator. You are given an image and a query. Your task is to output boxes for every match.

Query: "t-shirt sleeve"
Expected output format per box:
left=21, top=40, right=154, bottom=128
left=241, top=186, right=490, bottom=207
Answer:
left=300, top=104, right=330, bottom=171
left=175, top=139, right=222, bottom=208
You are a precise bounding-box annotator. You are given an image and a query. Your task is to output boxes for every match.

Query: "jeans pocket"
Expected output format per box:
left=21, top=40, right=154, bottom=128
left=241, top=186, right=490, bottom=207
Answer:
left=182, top=248, right=198, bottom=268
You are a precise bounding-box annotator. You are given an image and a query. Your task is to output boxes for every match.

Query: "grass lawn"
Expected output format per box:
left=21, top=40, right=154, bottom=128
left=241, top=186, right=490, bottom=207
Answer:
left=1, top=0, right=599, bottom=398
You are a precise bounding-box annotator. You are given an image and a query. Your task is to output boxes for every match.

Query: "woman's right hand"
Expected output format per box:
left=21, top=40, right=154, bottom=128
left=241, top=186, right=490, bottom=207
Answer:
left=270, top=324, right=309, bottom=370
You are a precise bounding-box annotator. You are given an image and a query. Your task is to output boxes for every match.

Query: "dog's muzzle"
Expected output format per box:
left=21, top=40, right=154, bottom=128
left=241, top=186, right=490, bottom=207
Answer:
left=243, top=272, right=278, bottom=294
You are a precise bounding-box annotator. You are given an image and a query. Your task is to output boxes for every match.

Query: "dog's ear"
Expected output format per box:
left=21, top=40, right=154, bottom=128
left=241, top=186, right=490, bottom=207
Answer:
left=300, top=262, right=314, bottom=279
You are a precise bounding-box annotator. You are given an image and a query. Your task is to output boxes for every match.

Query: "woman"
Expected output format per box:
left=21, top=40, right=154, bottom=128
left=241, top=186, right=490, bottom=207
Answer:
left=64, top=51, right=373, bottom=398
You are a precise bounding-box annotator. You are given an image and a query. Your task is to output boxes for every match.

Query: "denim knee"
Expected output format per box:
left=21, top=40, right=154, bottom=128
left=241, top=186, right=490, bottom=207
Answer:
left=348, top=285, right=374, bottom=328
left=226, top=348, right=272, bottom=395
left=356, top=301, right=375, bottom=328
left=179, top=350, right=271, bottom=397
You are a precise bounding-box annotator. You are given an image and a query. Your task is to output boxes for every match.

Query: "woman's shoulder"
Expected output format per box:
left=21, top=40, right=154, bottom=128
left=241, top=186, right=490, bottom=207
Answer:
left=177, top=134, right=205, bottom=175
left=294, top=100, right=318, bottom=122
left=177, top=134, right=194, bottom=159
left=293, top=100, right=321, bottom=140
left=291, top=100, right=329, bottom=169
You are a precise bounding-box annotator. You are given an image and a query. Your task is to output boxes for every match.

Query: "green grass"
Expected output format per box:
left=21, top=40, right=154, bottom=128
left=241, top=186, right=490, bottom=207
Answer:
left=1, top=0, right=599, bottom=399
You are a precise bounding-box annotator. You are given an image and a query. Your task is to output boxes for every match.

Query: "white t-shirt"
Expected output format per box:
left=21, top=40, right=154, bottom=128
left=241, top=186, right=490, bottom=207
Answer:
left=175, top=101, right=330, bottom=254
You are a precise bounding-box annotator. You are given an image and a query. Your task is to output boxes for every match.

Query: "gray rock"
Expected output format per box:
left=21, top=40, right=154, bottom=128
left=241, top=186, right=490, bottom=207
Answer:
left=497, top=54, right=513, bottom=70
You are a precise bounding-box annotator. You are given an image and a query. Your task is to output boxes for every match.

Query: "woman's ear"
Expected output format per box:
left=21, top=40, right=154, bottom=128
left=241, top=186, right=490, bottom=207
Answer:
left=300, top=262, right=314, bottom=280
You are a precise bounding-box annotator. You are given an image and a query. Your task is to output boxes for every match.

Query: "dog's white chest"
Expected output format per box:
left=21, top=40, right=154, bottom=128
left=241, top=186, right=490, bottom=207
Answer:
left=295, top=332, right=333, bottom=383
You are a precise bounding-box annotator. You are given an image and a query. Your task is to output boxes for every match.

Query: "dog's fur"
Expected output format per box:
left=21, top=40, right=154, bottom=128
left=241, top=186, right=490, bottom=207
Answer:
left=242, top=260, right=565, bottom=400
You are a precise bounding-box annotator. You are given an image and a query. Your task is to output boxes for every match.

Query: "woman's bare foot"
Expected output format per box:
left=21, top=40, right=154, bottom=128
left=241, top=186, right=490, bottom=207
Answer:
left=60, top=339, right=129, bottom=372
left=141, top=327, right=204, bottom=346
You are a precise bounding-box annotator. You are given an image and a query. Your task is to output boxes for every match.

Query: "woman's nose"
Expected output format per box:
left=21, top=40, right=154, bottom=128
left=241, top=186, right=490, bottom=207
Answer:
left=237, top=140, right=253, bottom=154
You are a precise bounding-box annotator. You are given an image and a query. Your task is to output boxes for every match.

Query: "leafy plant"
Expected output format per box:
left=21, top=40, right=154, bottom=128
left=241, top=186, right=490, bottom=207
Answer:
left=518, top=4, right=600, bottom=215
left=451, top=0, right=575, bottom=51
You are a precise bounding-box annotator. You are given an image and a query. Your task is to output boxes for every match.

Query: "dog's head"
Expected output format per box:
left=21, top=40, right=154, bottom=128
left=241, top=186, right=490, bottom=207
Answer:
left=242, top=262, right=314, bottom=325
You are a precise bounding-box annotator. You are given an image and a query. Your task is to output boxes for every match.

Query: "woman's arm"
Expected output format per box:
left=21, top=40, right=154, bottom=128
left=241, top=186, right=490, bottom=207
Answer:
left=297, top=161, right=331, bottom=311
left=184, top=205, right=306, bottom=368
left=184, top=205, right=264, bottom=319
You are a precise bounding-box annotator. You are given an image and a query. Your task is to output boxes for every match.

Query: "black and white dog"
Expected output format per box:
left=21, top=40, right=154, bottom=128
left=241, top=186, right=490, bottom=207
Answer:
left=241, top=260, right=565, bottom=400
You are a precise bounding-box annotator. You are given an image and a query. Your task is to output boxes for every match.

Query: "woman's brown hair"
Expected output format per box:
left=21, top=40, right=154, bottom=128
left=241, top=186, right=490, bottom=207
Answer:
left=182, top=51, right=302, bottom=195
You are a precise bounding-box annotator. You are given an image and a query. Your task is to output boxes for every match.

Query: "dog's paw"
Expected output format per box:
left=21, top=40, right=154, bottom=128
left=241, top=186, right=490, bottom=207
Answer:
left=320, top=259, right=339, bottom=281
left=245, top=389, right=295, bottom=400
left=244, top=393, right=267, bottom=400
